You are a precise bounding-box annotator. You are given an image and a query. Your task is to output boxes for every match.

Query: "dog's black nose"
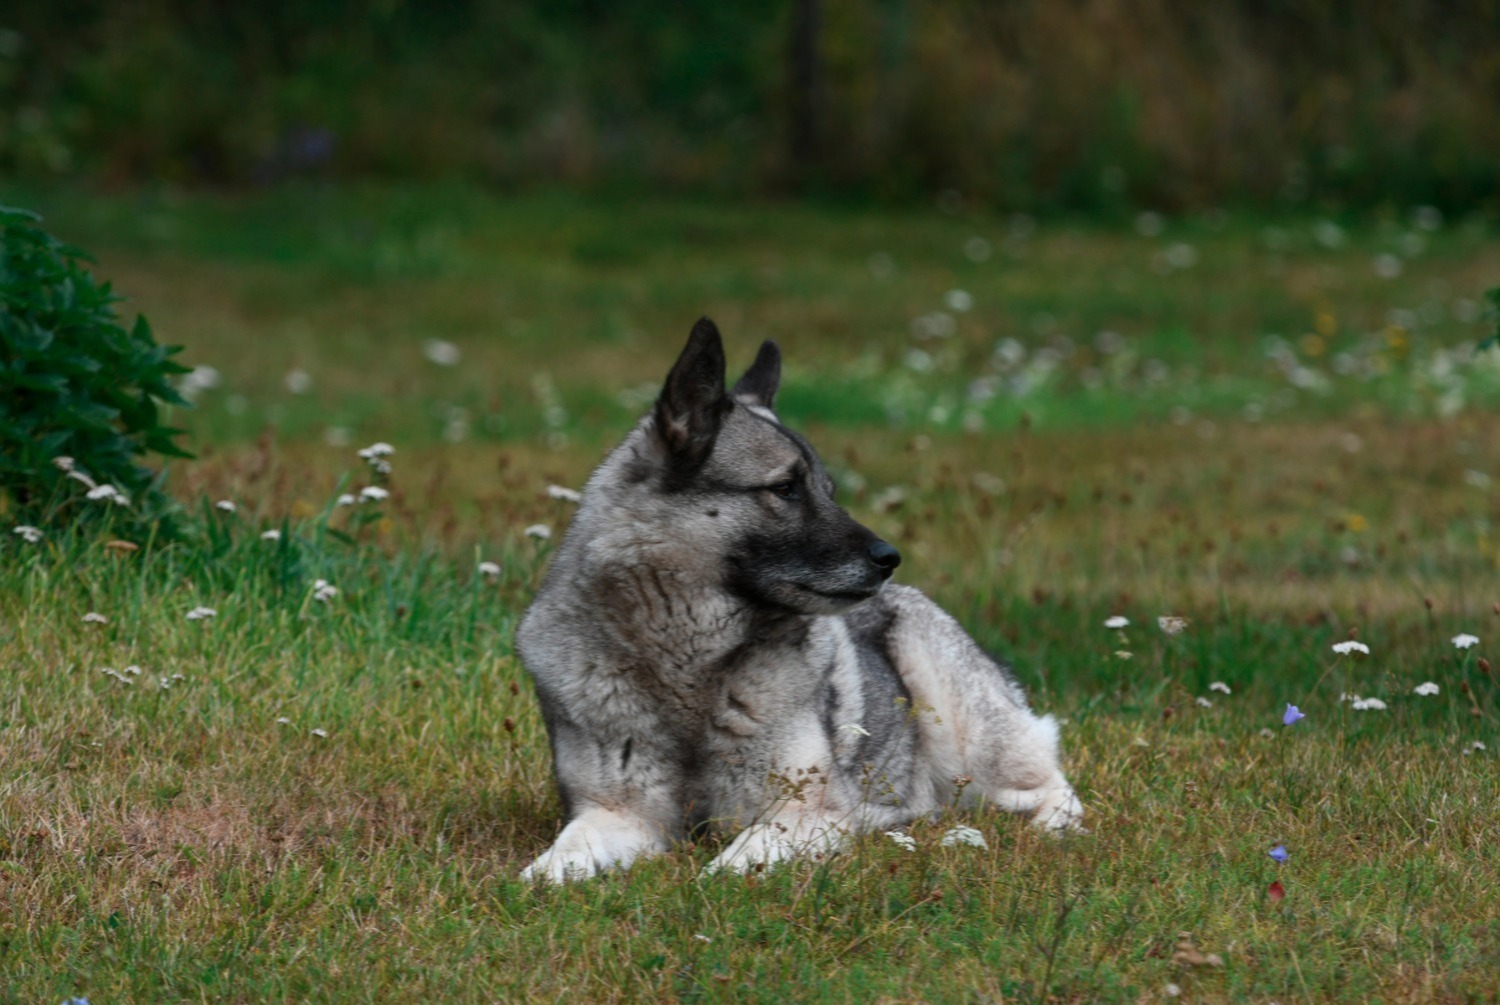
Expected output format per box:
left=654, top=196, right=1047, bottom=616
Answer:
left=868, top=539, right=901, bottom=575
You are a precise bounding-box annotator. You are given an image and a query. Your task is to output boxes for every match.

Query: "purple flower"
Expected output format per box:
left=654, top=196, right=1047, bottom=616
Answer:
left=1282, top=704, right=1305, bottom=726
left=1268, top=845, right=1289, bottom=863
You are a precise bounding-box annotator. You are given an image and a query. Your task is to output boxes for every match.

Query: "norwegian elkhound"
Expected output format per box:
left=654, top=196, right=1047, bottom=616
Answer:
left=516, top=319, right=1083, bottom=881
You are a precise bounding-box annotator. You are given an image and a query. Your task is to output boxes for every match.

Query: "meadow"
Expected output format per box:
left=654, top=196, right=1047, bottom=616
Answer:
left=3, top=186, right=1499, bottom=1002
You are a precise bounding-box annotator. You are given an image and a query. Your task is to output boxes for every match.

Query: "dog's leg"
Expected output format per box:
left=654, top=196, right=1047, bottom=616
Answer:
left=521, top=721, right=680, bottom=883
left=520, top=805, right=671, bottom=883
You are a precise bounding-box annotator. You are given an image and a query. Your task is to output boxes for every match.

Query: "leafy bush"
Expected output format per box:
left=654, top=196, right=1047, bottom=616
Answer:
left=0, top=205, right=192, bottom=530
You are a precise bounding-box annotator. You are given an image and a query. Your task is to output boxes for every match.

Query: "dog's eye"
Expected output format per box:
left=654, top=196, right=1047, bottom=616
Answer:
left=767, top=481, right=800, bottom=501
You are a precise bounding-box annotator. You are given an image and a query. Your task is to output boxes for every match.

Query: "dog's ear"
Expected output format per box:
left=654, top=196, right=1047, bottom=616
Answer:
left=731, top=339, right=781, bottom=410
left=652, top=317, right=730, bottom=473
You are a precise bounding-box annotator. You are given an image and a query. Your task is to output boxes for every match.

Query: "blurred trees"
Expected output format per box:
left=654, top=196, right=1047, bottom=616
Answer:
left=2, top=0, right=1497, bottom=212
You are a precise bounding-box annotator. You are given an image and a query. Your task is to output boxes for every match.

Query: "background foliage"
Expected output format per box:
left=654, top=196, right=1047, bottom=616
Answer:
left=4, top=0, right=1499, bottom=212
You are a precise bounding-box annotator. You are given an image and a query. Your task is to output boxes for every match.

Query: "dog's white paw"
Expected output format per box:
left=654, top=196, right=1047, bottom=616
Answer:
left=702, top=820, right=843, bottom=875
left=520, top=811, right=666, bottom=883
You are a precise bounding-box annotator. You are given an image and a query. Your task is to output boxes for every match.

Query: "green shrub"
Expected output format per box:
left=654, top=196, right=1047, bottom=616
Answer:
left=0, top=205, right=192, bottom=531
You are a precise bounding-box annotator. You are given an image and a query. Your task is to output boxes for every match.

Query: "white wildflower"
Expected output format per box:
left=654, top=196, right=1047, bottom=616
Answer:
left=944, top=289, right=974, bottom=313
left=1114, top=650, right=1133, bottom=660
left=885, top=830, right=917, bottom=853
left=839, top=723, right=871, bottom=737
left=1104, top=615, right=1130, bottom=629
left=423, top=339, right=462, bottom=366
left=185, top=606, right=217, bottom=621
left=1209, top=681, right=1232, bottom=694
left=940, top=825, right=989, bottom=849
left=546, top=485, right=583, bottom=503
left=358, top=442, right=395, bottom=461
left=310, top=728, right=328, bottom=738
left=359, top=486, right=390, bottom=503
left=1465, top=741, right=1487, bottom=754
left=82, top=612, right=108, bottom=624
left=336, top=494, right=357, bottom=507
left=284, top=368, right=313, bottom=394
left=1158, top=616, right=1189, bottom=635
left=1351, top=697, right=1388, bottom=711
left=478, top=560, right=502, bottom=578
left=122, top=665, right=142, bottom=675
left=1332, top=640, right=1370, bottom=656
left=1195, top=696, right=1212, bottom=708
left=261, top=529, right=282, bottom=541
left=312, top=579, right=338, bottom=603
left=53, top=456, right=76, bottom=472
left=1413, top=682, right=1440, bottom=697
left=215, top=499, right=237, bottom=514
left=86, top=484, right=119, bottom=502
left=13, top=525, right=43, bottom=544
left=276, top=717, right=291, bottom=725
left=525, top=524, right=552, bottom=540
left=1452, top=634, right=1480, bottom=650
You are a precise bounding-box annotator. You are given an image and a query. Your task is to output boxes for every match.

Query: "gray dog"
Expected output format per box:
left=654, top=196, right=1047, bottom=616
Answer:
left=516, top=319, right=1082, bottom=881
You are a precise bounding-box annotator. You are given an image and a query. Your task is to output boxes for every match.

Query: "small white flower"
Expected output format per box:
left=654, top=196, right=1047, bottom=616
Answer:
left=1466, top=741, right=1487, bottom=754
left=13, top=525, right=43, bottom=544
left=276, top=717, right=291, bottom=725
left=312, top=579, right=338, bottom=603
left=66, top=469, right=98, bottom=490
left=1114, top=650, right=1133, bottom=660
left=215, top=499, right=237, bottom=513
left=524, top=524, right=552, bottom=540
left=261, top=529, right=282, bottom=541
left=1413, top=682, right=1440, bottom=696
left=123, top=664, right=142, bottom=675
left=944, top=289, right=974, bottom=313
left=358, top=442, right=395, bottom=461
left=359, top=486, right=390, bottom=503
left=1452, top=634, right=1480, bottom=650
left=1104, top=615, right=1130, bottom=629
left=885, top=830, right=917, bottom=852
left=478, top=560, right=502, bottom=578
left=336, top=494, right=357, bottom=507
left=1352, top=697, right=1388, bottom=710
left=423, top=339, right=462, bottom=366
left=185, top=606, right=217, bottom=621
left=839, top=723, right=871, bottom=737
left=157, top=676, right=173, bottom=690
left=1332, top=640, right=1370, bottom=656
left=1209, top=681, right=1232, bottom=694
left=693, top=933, right=713, bottom=943
left=1158, top=616, right=1189, bottom=635
left=310, top=728, right=328, bottom=738
left=1165, top=984, right=1182, bottom=998
left=939, top=825, right=988, bottom=849
left=52, top=456, right=76, bottom=472
left=86, top=484, right=119, bottom=502
left=1195, top=696, right=1213, bottom=708
left=83, top=612, right=108, bottom=624
left=546, top=485, right=582, bottom=503
left=284, top=368, right=313, bottom=394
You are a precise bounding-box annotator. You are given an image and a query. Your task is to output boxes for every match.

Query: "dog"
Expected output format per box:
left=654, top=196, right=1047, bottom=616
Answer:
left=516, top=319, right=1082, bottom=881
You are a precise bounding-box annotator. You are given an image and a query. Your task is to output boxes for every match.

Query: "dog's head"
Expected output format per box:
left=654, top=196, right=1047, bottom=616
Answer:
left=635, top=318, right=900, bottom=615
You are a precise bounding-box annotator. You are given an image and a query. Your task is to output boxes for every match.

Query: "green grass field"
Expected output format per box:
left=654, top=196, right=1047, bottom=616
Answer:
left=3, top=186, right=1499, bottom=1002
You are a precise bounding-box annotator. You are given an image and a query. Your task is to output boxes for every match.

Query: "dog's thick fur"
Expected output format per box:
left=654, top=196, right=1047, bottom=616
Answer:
left=516, top=320, right=1082, bottom=881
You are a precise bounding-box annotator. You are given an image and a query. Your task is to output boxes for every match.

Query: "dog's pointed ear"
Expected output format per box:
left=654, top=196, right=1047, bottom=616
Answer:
left=652, top=317, right=730, bottom=472
left=731, top=339, right=781, bottom=410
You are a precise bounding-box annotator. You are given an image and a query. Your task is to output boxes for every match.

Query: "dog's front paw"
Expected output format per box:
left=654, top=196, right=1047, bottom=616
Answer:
left=520, top=848, right=602, bottom=884
left=702, top=820, right=843, bottom=875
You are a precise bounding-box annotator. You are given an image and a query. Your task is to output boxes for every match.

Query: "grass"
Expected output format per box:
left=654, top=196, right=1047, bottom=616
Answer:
left=2, top=185, right=1499, bottom=1002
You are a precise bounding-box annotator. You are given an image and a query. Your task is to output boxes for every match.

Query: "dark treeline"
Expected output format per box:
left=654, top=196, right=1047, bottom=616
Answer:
left=3, top=0, right=1498, bottom=212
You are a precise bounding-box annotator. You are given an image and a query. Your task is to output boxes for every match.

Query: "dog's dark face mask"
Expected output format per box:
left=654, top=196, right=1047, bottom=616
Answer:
left=647, top=319, right=900, bottom=615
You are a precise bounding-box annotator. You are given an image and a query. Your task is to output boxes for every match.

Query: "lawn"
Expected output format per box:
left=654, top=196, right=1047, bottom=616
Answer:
left=2, top=186, right=1498, bottom=1002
